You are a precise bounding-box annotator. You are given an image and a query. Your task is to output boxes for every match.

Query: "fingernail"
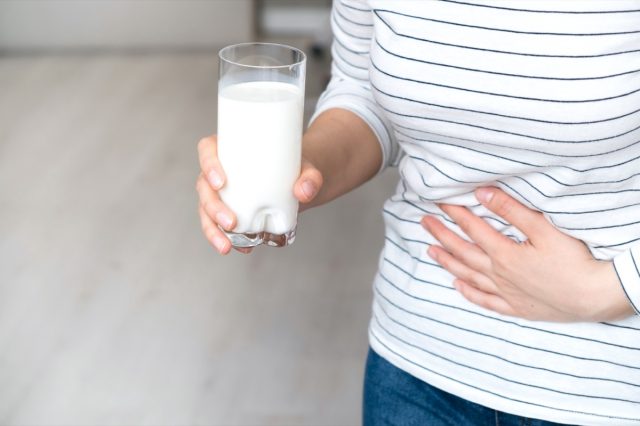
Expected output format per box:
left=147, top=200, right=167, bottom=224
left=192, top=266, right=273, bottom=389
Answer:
left=213, top=235, right=228, bottom=253
left=216, top=212, right=233, bottom=230
left=476, top=188, right=494, bottom=204
left=208, top=170, right=223, bottom=189
left=302, top=180, right=317, bottom=199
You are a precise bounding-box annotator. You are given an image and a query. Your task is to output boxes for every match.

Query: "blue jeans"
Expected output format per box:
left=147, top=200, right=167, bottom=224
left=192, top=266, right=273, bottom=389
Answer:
left=363, top=348, right=573, bottom=426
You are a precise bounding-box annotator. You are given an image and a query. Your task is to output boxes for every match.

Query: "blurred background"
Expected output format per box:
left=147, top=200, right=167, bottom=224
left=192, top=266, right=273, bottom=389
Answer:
left=0, top=1, right=398, bottom=425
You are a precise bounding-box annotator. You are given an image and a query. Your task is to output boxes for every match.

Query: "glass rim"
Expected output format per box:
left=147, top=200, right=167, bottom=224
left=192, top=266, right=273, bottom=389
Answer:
left=218, top=42, right=306, bottom=69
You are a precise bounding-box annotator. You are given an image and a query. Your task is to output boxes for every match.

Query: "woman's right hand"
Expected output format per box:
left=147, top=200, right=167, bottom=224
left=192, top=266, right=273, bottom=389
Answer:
left=195, top=135, right=323, bottom=255
left=196, top=135, right=238, bottom=255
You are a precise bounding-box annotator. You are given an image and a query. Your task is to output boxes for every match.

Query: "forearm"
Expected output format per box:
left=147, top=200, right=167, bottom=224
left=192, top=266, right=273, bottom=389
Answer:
left=301, top=108, right=383, bottom=209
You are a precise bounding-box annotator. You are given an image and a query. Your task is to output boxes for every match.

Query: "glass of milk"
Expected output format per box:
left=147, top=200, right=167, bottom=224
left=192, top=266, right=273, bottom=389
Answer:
left=217, top=43, right=306, bottom=248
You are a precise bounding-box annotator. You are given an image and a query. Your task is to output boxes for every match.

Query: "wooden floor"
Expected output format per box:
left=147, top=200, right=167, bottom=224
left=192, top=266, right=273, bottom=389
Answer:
left=0, top=52, right=398, bottom=425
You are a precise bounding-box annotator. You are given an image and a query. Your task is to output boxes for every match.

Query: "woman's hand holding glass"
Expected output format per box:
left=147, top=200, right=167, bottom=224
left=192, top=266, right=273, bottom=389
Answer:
left=196, top=135, right=323, bottom=255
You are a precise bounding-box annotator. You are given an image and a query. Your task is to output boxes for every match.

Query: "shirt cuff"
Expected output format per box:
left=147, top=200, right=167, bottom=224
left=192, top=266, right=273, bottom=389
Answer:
left=309, top=94, right=401, bottom=174
left=612, top=248, right=640, bottom=315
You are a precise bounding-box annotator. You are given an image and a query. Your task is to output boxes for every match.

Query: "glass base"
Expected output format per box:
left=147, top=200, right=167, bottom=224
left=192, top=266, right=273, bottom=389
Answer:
left=223, top=228, right=296, bottom=248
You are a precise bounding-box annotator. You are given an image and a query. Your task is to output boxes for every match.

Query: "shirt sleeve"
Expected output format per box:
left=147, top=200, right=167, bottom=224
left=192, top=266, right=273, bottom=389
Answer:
left=612, top=248, right=640, bottom=315
left=309, top=0, right=402, bottom=173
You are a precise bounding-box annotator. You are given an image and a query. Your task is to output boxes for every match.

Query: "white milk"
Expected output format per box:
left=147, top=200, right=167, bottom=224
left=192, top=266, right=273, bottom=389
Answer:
left=217, top=81, right=303, bottom=235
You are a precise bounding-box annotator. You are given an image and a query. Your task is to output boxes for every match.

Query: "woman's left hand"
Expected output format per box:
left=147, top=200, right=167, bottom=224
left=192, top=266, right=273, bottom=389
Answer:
left=421, top=187, right=635, bottom=322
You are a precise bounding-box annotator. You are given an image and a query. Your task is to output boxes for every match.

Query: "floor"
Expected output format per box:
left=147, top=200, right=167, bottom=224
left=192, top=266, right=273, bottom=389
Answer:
left=0, top=50, right=398, bottom=425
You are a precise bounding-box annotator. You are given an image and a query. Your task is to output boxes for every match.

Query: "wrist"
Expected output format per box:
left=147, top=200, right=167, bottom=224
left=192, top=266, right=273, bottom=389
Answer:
left=301, top=132, right=324, bottom=174
left=588, top=261, right=636, bottom=321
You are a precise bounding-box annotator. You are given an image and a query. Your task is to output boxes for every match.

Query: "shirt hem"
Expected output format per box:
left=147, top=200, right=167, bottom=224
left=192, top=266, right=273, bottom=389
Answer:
left=368, top=326, right=640, bottom=426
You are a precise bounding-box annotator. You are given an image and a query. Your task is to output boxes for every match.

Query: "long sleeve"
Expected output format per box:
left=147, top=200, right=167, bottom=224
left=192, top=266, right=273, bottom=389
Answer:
left=310, top=0, right=401, bottom=173
left=612, top=249, right=640, bottom=315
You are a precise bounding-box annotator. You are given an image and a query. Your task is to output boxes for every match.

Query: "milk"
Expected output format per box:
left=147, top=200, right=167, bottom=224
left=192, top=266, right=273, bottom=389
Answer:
left=217, top=81, right=303, bottom=235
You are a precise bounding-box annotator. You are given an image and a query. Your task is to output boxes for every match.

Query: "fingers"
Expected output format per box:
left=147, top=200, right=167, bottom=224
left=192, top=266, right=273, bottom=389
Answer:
left=475, top=187, right=551, bottom=244
left=196, top=173, right=237, bottom=231
left=453, top=279, right=517, bottom=317
left=428, top=245, right=498, bottom=294
left=198, top=205, right=232, bottom=255
left=438, top=204, right=517, bottom=258
left=197, top=193, right=251, bottom=255
left=198, top=135, right=226, bottom=190
left=422, top=216, right=491, bottom=273
left=294, top=159, right=323, bottom=204
left=197, top=135, right=256, bottom=255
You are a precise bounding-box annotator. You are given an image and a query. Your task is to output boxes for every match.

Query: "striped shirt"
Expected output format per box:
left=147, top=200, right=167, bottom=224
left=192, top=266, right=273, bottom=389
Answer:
left=311, top=1, right=640, bottom=424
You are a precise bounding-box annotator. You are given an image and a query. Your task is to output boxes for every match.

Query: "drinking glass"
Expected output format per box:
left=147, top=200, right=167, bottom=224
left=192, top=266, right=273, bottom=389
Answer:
left=217, top=43, right=306, bottom=248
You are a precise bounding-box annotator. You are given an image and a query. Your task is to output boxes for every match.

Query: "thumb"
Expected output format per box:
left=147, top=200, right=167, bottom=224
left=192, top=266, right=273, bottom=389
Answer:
left=294, top=159, right=323, bottom=204
left=475, top=187, right=551, bottom=243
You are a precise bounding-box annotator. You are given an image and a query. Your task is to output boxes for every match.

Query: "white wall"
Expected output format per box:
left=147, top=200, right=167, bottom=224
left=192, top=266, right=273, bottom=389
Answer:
left=0, top=0, right=254, bottom=51
left=261, top=2, right=331, bottom=43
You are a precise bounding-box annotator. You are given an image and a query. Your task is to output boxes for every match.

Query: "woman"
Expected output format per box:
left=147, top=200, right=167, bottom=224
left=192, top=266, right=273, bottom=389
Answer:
left=196, top=1, right=640, bottom=424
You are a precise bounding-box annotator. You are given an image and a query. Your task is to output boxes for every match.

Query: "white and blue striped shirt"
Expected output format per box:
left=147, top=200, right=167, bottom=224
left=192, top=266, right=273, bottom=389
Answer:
left=311, top=1, right=640, bottom=424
